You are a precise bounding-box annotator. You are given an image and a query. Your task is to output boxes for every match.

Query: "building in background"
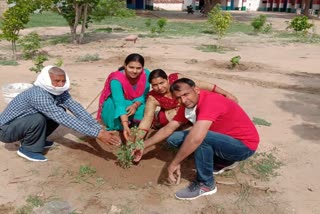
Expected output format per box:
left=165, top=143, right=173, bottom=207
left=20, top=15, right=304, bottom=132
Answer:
left=129, top=0, right=319, bottom=14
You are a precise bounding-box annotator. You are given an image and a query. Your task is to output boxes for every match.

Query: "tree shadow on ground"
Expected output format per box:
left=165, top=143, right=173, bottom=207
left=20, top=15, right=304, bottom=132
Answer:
left=275, top=79, right=320, bottom=143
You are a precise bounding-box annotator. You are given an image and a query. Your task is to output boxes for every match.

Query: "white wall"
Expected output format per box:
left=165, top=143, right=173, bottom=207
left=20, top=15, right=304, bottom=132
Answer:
left=246, top=0, right=260, bottom=10
left=153, top=3, right=184, bottom=10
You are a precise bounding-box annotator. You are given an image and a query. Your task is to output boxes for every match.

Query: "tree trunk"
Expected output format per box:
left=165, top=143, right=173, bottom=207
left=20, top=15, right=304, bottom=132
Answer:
left=203, top=0, right=221, bottom=15
left=79, top=3, right=88, bottom=44
left=72, top=2, right=82, bottom=44
left=12, top=41, right=16, bottom=60
left=303, top=0, right=311, bottom=16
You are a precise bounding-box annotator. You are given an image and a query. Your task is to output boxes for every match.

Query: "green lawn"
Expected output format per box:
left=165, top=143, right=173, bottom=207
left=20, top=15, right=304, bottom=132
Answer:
left=26, top=12, right=68, bottom=28
left=21, top=12, right=253, bottom=37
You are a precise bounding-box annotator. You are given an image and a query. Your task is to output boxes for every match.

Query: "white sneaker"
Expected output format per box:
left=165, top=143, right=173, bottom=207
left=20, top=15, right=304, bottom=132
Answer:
left=213, top=161, right=239, bottom=175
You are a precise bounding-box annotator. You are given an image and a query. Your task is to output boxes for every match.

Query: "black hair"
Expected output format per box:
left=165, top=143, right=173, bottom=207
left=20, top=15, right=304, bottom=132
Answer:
left=170, top=78, right=195, bottom=93
left=118, top=53, right=145, bottom=71
left=148, top=69, right=168, bottom=83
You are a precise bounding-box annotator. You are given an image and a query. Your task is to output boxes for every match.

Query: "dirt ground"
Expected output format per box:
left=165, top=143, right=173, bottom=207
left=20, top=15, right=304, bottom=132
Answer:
left=0, top=11, right=319, bottom=214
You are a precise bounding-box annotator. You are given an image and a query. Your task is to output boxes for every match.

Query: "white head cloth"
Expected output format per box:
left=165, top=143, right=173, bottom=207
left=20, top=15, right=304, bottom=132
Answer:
left=34, top=65, right=70, bottom=95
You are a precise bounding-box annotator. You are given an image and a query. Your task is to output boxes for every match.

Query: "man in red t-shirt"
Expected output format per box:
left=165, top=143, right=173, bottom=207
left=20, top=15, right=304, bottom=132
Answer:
left=133, top=78, right=259, bottom=200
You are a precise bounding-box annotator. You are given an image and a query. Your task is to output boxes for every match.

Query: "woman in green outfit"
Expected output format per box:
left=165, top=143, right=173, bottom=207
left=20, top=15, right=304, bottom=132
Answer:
left=97, top=53, right=150, bottom=139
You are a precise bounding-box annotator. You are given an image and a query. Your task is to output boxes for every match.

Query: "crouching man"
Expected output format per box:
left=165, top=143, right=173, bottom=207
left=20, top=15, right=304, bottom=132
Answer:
left=0, top=66, right=120, bottom=162
left=133, top=78, right=259, bottom=200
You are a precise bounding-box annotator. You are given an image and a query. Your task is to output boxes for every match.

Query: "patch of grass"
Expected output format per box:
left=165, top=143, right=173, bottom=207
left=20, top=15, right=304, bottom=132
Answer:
left=76, top=53, right=101, bottom=62
left=93, top=27, right=113, bottom=33
left=275, top=31, right=320, bottom=43
left=26, top=12, right=68, bottom=28
left=252, top=117, right=272, bottom=126
left=23, top=13, right=257, bottom=40
left=236, top=182, right=252, bottom=204
left=120, top=205, right=134, bottom=214
left=196, top=44, right=225, bottom=53
left=96, top=177, right=105, bottom=186
left=73, top=165, right=97, bottom=184
left=15, top=195, right=44, bottom=214
left=0, top=60, right=19, bottom=66
left=218, top=170, right=236, bottom=178
left=228, top=22, right=254, bottom=34
left=97, top=16, right=207, bottom=36
left=26, top=195, right=44, bottom=207
left=46, top=35, right=71, bottom=45
left=240, top=150, right=283, bottom=181
left=113, top=27, right=126, bottom=32
left=79, top=165, right=96, bottom=177
left=97, top=16, right=149, bottom=31
left=203, top=22, right=252, bottom=35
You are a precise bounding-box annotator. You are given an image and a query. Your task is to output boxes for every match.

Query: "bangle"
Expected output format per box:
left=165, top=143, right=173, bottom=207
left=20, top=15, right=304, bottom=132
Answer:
left=139, top=128, right=149, bottom=133
left=212, top=84, right=217, bottom=92
left=133, top=102, right=139, bottom=108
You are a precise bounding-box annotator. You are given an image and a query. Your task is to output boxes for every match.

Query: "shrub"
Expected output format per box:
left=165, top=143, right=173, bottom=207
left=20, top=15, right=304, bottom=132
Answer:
left=77, top=53, right=101, bottom=62
left=54, top=58, right=64, bottom=67
left=145, top=18, right=167, bottom=34
left=262, top=22, right=272, bottom=34
left=18, top=32, right=41, bottom=60
left=29, top=54, right=48, bottom=73
left=0, top=60, right=19, bottom=66
left=145, top=18, right=152, bottom=28
left=251, top=15, right=267, bottom=32
left=230, top=55, right=241, bottom=69
left=157, top=18, right=167, bottom=33
left=287, top=16, right=313, bottom=34
left=207, top=4, right=232, bottom=41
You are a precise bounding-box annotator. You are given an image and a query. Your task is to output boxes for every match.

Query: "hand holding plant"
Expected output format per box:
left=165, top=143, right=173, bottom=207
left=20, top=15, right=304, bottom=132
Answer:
left=117, top=127, right=145, bottom=168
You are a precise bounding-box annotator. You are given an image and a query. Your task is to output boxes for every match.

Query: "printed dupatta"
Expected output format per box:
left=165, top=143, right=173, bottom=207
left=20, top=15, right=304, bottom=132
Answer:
left=97, top=69, right=147, bottom=119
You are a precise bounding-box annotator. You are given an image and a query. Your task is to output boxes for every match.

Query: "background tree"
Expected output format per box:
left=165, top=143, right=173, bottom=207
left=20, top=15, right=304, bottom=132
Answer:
left=207, top=4, right=232, bottom=47
left=0, top=0, right=52, bottom=58
left=53, top=0, right=134, bottom=44
left=302, top=0, right=312, bottom=16
left=203, top=0, right=221, bottom=15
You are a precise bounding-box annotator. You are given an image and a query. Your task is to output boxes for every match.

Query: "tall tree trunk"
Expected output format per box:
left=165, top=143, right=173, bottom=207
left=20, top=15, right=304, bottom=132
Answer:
left=72, top=2, right=82, bottom=44
left=303, top=0, right=311, bottom=16
left=79, top=3, right=88, bottom=44
left=203, top=0, right=221, bottom=15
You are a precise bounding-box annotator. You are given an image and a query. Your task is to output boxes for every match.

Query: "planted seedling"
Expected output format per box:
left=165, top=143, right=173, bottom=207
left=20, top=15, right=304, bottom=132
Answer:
left=230, top=55, right=241, bottom=69
left=117, top=127, right=144, bottom=168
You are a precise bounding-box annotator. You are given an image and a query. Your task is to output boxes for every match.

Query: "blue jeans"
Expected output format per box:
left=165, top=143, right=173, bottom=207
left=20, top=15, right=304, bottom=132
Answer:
left=166, top=130, right=255, bottom=186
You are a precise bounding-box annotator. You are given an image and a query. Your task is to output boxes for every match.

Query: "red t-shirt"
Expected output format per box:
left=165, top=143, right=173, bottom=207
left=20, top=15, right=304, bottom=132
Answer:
left=173, top=90, right=260, bottom=151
